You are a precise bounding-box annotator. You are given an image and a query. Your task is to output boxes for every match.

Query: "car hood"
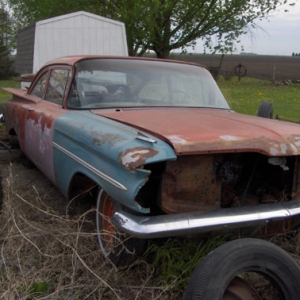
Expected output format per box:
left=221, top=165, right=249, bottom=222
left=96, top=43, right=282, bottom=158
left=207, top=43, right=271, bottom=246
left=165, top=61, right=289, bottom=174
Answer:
left=92, top=108, right=300, bottom=156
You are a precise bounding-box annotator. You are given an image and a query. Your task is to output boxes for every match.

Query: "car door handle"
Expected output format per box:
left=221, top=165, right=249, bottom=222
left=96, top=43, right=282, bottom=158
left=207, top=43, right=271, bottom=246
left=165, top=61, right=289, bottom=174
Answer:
left=28, top=108, right=34, bottom=111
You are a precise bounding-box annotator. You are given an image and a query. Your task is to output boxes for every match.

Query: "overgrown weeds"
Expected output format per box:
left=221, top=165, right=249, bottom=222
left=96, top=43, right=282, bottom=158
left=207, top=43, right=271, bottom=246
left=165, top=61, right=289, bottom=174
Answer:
left=0, top=168, right=185, bottom=299
left=145, top=235, right=230, bottom=291
left=1, top=165, right=300, bottom=299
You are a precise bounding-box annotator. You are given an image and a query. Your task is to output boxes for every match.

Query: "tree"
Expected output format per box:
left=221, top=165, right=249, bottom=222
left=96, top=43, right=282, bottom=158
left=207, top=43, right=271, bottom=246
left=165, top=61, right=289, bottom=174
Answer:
left=5, top=0, right=294, bottom=58
left=0, top=2, right=14, bottom=78
left=108, top=0, right=294, bottom=58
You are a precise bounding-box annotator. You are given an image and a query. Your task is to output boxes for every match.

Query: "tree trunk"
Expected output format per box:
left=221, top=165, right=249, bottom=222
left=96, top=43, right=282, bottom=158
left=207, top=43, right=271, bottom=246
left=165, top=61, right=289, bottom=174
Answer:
left=153, top=47, right=170, bottom=59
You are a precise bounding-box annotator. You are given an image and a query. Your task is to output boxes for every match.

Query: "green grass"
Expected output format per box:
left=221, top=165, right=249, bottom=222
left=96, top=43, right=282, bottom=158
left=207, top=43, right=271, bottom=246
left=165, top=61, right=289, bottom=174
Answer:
left=0, top=80, right=20, bottom=129
left=0, top=80, right=20, bottom=104
left=218, top=77, right=300, bottom=122
left=146, top=235, right=229, bottom=290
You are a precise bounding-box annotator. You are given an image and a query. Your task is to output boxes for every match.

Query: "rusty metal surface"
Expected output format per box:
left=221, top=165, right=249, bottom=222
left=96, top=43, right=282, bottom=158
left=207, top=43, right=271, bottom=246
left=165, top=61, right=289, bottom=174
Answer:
left=159, top=155, right=221, bottom=213
left=52, top=110, right=176, bottom=212
left=23, top=101, right=67, bottom=183
left=2, top=87, right=30, bottom=97
left=224, top=277, right=261, bottom=300
left=2, top=54, right=300, bottom=244
left=97, top=108, right=300, bottom=156
left=3, top=96, right=67, bottom=183
left=118, top=147, right=159, bottom=170
left=14, top=73, right=36, bottom=82
left=42, top=55, right=207, bottom=69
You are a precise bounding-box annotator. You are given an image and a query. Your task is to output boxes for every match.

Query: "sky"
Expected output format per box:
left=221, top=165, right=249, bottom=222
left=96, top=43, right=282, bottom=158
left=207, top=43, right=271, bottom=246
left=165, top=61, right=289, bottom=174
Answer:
left=192, top=2, right=300, bottom=56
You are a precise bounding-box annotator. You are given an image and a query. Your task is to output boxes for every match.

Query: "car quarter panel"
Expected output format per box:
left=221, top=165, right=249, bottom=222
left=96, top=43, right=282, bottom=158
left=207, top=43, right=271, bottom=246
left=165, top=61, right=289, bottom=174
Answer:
left=2, top=89, right=40, bottom=144
left=52, top=111, right=177, bottom=213
left=2, top=91, right=68, bottom=183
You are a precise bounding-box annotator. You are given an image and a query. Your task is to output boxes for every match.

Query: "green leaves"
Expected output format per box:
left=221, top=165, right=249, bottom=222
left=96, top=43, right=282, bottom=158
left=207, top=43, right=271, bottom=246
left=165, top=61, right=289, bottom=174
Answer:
left=0, top=4, right=15, bottom=79
left=4, top=0, right=293, bottom=58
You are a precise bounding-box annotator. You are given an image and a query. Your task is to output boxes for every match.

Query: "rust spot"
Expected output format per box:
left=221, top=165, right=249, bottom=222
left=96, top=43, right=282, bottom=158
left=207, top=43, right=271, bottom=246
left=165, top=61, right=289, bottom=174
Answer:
left=91, top=130, right=125, bottom=146
left=118, top=147, right=159, bottom=169
left=172, top=135, right=300, bottom=156
left=159, top=155, right=221, bottom=213
left=92, top=138, right=101, bottom=146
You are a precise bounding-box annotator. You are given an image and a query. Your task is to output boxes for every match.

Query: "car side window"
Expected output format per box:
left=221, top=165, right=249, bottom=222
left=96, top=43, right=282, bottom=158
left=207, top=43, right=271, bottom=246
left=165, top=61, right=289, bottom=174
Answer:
left=30, top=72, right=48, bottom=98
left=45, top=69, right=70, bottom=105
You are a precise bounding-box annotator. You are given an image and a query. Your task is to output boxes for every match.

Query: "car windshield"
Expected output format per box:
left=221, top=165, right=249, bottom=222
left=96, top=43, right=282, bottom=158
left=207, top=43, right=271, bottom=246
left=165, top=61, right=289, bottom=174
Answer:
left=67, top=58, right=230, bottom=110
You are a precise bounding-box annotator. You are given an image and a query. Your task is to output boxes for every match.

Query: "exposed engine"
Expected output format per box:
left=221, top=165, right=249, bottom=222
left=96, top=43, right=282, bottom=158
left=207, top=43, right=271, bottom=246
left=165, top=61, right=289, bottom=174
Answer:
left=137, top=153, right=296, bottom=214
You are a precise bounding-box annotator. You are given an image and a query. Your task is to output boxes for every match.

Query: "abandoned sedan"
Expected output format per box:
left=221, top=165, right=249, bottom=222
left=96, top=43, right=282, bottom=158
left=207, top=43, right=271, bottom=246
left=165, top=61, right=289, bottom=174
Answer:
left=2, top=56, right=300, bottom=297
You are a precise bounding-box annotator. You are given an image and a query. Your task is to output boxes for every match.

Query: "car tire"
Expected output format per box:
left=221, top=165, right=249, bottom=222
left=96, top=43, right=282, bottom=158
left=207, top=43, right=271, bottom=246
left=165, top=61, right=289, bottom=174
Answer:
left=96, top=189, right=146, bottom=266
left=184, top=238, right=300, bottom=300
left=257, top=101, right=273, bottom=118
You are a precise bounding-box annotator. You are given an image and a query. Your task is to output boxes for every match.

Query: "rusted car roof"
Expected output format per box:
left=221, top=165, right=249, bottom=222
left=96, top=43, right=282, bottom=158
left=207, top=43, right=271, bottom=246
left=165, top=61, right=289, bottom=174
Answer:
left=43, top=55, right=206, bottom=68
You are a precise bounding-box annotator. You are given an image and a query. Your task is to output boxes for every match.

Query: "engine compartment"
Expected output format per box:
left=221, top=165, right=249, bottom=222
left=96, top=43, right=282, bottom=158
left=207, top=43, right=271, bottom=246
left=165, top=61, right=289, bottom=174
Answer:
left=137, top=153, right=297, bottom=215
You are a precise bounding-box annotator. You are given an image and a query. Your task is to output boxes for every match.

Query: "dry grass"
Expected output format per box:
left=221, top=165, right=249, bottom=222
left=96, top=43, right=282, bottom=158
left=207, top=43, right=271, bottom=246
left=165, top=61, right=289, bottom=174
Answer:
left=1, top=164, right=300, bottom=299
left=0, top=168, right=184, bottom=300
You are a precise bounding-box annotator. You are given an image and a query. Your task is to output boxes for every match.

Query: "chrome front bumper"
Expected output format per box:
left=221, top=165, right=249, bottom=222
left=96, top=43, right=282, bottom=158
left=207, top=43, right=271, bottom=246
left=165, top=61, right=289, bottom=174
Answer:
left=112, top=200, right=300, bottom=239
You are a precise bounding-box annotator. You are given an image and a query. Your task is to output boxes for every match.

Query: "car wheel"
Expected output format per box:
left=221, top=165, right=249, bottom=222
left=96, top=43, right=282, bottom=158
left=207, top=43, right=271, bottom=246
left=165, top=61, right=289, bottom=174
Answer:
left=184, top=238, right=300, bottom=300
left=257, top=101, right=273, bottom=118
left=96, top=189, right=146, bottom=265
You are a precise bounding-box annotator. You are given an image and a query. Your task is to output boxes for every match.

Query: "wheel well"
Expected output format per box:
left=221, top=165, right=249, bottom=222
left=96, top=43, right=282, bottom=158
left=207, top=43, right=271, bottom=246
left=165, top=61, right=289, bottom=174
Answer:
left=8, top=128, right=17, bottom=136
left=6, top=128, right=20, bottom=149
left=68, top=172, right=98, bottom=201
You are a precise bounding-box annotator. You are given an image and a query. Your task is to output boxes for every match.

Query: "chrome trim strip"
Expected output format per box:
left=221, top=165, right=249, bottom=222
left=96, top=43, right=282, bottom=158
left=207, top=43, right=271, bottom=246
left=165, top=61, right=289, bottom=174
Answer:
left=53, top=142, right=127, bottom=191
left=136, top=131, right=157, bottom=143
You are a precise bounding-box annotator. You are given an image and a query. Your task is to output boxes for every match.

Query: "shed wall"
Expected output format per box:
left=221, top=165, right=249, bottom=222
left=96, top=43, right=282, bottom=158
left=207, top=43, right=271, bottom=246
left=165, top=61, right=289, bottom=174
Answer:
left=16, top=23, right=36, bottom=74
left=33, top=12, right=128, bottom=72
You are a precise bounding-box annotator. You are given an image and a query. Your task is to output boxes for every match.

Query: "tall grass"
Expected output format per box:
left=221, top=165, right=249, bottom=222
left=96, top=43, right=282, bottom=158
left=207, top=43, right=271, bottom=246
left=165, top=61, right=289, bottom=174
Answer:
left=1, top=168, right=185, bottom=300
left=1, top=167, right=298, bottom=299
left=145, top=235, right=229, bottom=291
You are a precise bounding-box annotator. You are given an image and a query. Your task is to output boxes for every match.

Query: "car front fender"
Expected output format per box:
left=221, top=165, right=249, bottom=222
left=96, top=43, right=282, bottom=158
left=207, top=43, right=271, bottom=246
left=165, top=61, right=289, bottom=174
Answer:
left=52, top=111, right=176, bottom=213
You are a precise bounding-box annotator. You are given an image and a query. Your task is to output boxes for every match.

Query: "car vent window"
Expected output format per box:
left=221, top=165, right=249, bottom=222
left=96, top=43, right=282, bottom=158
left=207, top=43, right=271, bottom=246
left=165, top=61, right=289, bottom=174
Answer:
left=45, top=69, right=70, bottom=105
left=30, top=72, right=48, bottom=98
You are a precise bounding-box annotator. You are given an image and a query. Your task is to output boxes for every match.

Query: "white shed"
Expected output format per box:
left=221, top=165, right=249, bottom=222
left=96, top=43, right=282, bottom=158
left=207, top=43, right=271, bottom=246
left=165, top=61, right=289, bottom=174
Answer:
left=16, top=11, right=128, bottom=75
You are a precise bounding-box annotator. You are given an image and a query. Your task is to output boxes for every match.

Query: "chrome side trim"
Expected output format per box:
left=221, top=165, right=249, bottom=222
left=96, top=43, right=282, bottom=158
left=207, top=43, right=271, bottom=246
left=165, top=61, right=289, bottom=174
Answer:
left=53, top=142, right=127, bottom=191
left=136, top=131, right=157, bottom=143
left=112, top=200, right=300, bottom=239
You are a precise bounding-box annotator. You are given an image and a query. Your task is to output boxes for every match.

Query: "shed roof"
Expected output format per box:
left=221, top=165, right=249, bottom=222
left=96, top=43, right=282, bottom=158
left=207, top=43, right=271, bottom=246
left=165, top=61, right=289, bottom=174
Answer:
left=36, top=11, right=125, bottom=27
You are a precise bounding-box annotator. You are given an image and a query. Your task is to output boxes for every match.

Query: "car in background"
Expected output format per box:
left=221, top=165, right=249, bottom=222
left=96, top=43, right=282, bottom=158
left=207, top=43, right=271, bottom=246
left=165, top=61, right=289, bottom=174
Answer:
left=2, top=55, right=300, bottom=298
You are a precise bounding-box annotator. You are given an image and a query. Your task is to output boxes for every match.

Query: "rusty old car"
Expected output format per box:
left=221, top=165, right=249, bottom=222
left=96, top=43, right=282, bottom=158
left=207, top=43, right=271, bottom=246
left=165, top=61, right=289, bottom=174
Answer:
left=2, top=56, right=300, bottom=298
